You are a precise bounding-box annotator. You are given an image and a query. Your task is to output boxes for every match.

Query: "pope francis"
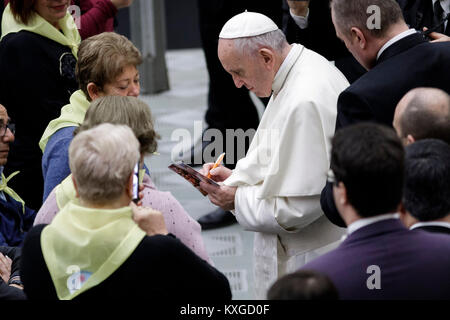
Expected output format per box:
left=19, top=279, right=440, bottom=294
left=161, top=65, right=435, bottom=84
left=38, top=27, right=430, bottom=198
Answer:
left=199, top=11, right=349, bottom=298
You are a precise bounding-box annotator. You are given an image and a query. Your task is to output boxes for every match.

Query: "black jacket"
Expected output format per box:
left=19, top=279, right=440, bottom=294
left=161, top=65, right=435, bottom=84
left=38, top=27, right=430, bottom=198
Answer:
left=0, top=31, right=78, bottom=210
left=21, top=225, right=232, bottom=301
left=0, top=246, right=26, bottom=300
left=321, top=32, right=450, bottom=227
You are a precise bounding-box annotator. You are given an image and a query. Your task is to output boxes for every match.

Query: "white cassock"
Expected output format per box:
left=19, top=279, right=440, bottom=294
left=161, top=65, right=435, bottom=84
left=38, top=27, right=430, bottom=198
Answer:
left=223, top=43, right=350, bottom=298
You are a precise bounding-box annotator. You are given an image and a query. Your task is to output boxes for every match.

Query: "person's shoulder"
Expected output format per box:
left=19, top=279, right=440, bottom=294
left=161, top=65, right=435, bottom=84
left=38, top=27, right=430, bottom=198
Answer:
left=46, top=127, right=76, bottom=152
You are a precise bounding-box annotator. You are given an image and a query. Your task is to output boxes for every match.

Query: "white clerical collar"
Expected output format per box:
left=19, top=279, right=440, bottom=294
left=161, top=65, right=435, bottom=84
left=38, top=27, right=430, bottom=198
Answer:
left=272, top=43, right=303, bottom=95
left=347, top=213, right=400, bottom=235
left=376, top=29, right=417, bottom=61
left=410, top=221, right=450, bottom=230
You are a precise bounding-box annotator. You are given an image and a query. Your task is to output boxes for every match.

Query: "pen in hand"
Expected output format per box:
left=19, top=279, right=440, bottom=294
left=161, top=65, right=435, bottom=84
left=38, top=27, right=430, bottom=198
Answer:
left=207, top=153, right=226, bottom=179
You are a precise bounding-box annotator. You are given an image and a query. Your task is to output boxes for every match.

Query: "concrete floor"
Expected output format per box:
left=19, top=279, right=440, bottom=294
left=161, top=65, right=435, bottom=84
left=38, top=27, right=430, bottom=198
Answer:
left=141, top=49, right=256, bottom=300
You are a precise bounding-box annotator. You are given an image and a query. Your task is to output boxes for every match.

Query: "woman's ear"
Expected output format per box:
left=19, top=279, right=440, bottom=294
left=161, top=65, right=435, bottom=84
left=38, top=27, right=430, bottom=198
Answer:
left=86, top=82, right=102, bottom=101
left=71, top=176, right=80, bottom=198
left=125, top=173, right=134, bottom=199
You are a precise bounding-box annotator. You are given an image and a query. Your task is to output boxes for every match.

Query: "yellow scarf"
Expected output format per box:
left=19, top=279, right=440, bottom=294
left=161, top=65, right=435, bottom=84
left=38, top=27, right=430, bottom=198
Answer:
left=39, top=90, right=90, bottom=153
left=0, top=172, right=25, bottom=213
left=41, top=201, right=146, bottom=300
left=56, top=169, right=147, bottom=211
left=1, top=4, right=80, bottom=58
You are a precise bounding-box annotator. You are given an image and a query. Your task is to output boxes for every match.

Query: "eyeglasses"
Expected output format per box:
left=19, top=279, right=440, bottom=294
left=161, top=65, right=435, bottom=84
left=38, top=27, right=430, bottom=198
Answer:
left=0, top=121, right=15, bottom=138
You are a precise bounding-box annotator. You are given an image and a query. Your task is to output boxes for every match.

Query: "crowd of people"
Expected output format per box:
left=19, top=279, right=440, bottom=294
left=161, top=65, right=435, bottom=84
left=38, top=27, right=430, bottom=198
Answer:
left=0, top=0, right=449, bottom=301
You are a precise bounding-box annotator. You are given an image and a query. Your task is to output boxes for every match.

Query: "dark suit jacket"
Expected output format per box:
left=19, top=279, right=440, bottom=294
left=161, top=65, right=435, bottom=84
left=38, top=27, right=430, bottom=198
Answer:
left=321, top=32, right=450, bottom=227
left=301, top=219, right=450, bottom=300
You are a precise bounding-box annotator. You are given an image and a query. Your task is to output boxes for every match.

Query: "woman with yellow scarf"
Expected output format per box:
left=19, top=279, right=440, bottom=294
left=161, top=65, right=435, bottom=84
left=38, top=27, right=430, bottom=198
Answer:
left=20, top=123, right=231, bottom=300
left=0, top=0, right=80, bottom=211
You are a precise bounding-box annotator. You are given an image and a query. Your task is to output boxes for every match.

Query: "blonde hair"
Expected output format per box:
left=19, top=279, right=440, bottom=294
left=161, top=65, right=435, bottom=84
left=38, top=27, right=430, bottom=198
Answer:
left=69, top=123, right=140, bottom=204
left=75, top=96, right=160, bottom=155
left=76, top=32, right=143, bottom=100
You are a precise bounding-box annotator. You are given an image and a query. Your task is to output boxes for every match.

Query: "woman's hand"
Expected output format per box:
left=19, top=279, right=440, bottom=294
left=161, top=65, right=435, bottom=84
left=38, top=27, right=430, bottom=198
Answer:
left=110, top=0, right=135, bottom=10
left=130, top=202, right=168, bottom=236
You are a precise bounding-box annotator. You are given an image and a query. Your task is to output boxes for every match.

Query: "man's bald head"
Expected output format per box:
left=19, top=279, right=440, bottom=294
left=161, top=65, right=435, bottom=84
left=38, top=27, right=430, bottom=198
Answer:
left=393, top=88, right=450, bottom=145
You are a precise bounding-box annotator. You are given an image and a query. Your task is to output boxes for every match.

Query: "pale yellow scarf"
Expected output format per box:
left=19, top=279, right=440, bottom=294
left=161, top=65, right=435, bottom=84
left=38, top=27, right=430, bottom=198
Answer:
left=41, top=201, right=146, bottom=300
left=39, top=90, right=90, bottom=153
left=1, top=4, right=80, bottom=58
left=0, top=172, right=25, bottom=213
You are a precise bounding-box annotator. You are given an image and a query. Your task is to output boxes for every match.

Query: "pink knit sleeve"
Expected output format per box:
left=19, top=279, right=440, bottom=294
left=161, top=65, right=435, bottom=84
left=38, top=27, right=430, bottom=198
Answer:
left=34, top=189, right=60, bottom=226
left=141, top=175, right=212, bottom=264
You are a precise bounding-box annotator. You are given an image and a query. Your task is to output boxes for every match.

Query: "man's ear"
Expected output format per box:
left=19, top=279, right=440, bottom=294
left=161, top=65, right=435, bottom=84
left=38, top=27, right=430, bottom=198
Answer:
left=335, top=182, right=349, bottom=206
left=86, top=82, right=102, bottom=101
left=71, top=176, right=80, bottom=198
left=351, top=27, right=367, bottom=49
left=406, top=134, right=416, bottom=145
left=259, top=48, right=275, bottom=69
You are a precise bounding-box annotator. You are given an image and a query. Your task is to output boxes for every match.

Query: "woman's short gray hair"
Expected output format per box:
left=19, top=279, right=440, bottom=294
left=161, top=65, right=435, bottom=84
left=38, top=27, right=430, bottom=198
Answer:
left=233, top=29, right=287, bottom=56
left=69, top=123, right=140, bottom=204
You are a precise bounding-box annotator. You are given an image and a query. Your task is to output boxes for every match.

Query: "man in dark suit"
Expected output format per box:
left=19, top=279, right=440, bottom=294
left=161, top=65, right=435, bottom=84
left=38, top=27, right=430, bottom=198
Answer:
left=301, top=123, right=450, bottom=300
left=321, top=0, right=450, bottom=227
left=401, top=139, right=450, bottom=235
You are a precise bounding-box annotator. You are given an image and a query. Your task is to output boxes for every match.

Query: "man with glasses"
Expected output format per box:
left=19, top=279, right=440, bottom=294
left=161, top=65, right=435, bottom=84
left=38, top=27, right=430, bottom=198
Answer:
left=0, top=104, right=36, bottom=247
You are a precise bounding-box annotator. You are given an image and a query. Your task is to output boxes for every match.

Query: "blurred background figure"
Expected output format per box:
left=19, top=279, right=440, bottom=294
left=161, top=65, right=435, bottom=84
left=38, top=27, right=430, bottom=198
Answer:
left=267, top=270, right=339, bottom=300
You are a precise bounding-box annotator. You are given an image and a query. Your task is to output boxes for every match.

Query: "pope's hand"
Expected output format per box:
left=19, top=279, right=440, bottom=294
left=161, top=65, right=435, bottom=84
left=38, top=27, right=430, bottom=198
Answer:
left=200, top=163, right=232, bottom=182
left=110, top=0, right=134, bottom=10
left=287, top=0, right=310, bottom=17
left=130, top=202, right=168, bottom=236
left=200, top=182, right=237, bottom=211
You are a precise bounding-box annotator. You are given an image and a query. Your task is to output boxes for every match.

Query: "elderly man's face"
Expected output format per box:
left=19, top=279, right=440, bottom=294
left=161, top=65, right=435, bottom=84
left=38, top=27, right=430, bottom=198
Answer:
left=218, top=39, right=274, bottom=98
left=0, top=105, right=15, bottom=167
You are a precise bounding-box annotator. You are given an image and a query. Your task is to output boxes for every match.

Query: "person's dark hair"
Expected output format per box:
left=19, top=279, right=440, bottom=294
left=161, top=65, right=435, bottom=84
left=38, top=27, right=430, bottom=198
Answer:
left=331, top=123, right=404, bottom=217
left=9, top=0, right=37, bottom=25
left=75, top=96, right=160, bottom=155
left=404, top=139, right=450, bottom=221
left=267, top=270, right=339, bottom=300
left=399, top=91, right=450, bottom=145
left=330, top=0, right=404, bottom=38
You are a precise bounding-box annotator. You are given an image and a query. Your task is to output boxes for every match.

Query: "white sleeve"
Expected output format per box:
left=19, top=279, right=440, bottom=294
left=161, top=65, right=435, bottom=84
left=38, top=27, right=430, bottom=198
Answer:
left=290, top=8, right=310, bottom=29
left=233, top=184, right=322, bottom=235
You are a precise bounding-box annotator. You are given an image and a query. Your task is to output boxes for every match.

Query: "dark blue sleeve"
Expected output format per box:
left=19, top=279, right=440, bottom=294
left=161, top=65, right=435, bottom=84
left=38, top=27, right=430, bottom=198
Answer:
left=22, top=207, right=37, bottom=232
left=42, top=127, right=75, bottom=202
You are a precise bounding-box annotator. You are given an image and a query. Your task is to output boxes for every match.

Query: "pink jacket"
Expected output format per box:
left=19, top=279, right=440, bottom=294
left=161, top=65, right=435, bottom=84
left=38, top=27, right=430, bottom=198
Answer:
left=4, top=0, right=117, bottom=39
left=35, top=174, right=212, bottom=264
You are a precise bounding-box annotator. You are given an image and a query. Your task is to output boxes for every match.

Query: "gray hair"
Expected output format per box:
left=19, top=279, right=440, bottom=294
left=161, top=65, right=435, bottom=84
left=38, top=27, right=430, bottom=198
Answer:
left=233, top=29, right=288, bottom=56
left=69, top=123, right=140, bottom=204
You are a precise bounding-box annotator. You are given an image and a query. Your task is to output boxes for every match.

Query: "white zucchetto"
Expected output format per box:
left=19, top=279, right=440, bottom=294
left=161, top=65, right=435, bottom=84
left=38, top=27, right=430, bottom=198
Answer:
left=219, top=11, right=279, bottom=39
